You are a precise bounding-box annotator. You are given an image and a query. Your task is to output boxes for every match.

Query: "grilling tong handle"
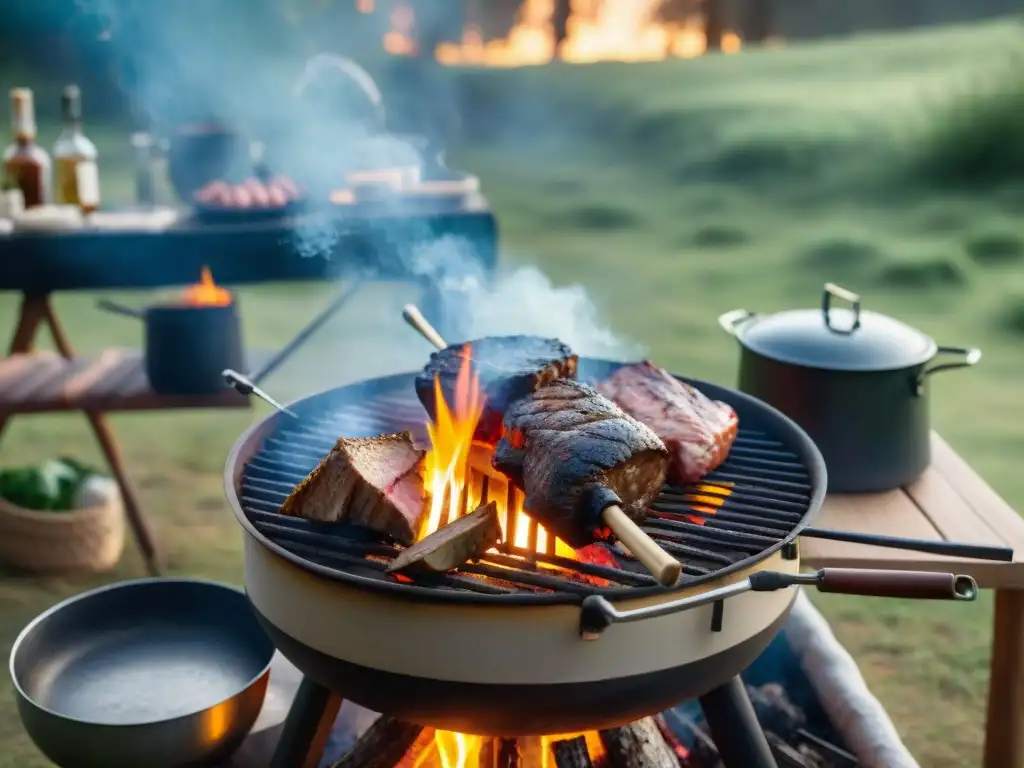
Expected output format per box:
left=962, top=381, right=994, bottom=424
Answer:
left=579, top=568, right=978, bottom=638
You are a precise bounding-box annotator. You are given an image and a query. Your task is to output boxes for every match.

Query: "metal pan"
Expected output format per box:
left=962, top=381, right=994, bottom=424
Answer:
left=9, top=578, right=275, bottom=768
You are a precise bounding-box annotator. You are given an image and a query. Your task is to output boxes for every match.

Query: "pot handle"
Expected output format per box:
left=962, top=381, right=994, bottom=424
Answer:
left=717, top=309, right=758, bottom=336
left=578, top=568, right=976, bottom=638
left=821, top=282, right=861, bottom=334
left=914, top=346, right=982, bottom=395
left=96, top=299, right=145, bottom=320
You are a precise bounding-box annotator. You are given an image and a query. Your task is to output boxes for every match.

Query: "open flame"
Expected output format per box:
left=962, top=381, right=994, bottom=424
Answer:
left=418, top=344, right=575, bottom=558
left=180, top=266, right=232, bottom=307
left=425, top=731, right=607, bottom=768
left=413, top=350, right=725, bottom=765
left=376, top=0, right=745, bottom=67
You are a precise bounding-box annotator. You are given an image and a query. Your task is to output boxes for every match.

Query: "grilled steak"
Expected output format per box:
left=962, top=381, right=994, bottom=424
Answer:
left=279, top=432, right=426, bottom=545
left=492, top=379, right=668, bottom=548
left=595, top=361, right=738, bottom=485
left=415, top=336, right=578, bottom=442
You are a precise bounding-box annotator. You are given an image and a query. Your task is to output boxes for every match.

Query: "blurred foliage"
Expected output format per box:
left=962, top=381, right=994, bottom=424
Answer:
left=911, top=47, right=1024, bottom=188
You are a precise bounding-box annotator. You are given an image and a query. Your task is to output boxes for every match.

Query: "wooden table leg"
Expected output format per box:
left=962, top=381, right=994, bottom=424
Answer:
left=40, top=298, right=162, bottom=575
left=984, top=590, right=1024, bottom=768
left=0, top=294, right=47, bottom=439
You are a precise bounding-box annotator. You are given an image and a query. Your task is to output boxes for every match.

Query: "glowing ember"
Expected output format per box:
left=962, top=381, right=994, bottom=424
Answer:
left=418, top=730, right=607, bottom=768
left=418, top=345, right=575, bottom=558
left=180, top=266, right=232, bottom=307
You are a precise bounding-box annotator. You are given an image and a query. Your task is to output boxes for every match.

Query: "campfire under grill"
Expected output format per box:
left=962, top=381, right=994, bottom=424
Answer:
left=239, top=380, right=818, bottom=599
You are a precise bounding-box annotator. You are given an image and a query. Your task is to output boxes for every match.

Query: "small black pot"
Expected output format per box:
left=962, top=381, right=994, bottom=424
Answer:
left=718, top=283, right=981, bottom=493
left=97, top=300, right=245, bottom=396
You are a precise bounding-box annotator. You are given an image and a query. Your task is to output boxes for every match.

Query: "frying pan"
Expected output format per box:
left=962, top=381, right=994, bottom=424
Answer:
left=9, top=578, right=275, bottom=768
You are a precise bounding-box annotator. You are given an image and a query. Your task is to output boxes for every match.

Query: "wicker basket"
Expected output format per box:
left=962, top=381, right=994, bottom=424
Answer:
left=0, top=488, right=125, bottom=574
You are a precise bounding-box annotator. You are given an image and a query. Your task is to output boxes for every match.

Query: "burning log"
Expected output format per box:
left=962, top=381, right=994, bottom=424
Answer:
left=478, top=737, right=522, bottom=767
left=599, top=717, right=681, bottom=767
left=328, top=715, right=424, bottom=768
left=279, top=432, right=426, bottom=546
left=387, top=501, right=502, bottom=576
left=550, top=736, right=595, bottom=768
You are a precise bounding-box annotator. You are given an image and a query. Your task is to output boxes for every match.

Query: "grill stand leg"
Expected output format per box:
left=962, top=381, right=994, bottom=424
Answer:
left=270, top=677, right=343, bottom=768
left=698, top=676, right=778, bottom=768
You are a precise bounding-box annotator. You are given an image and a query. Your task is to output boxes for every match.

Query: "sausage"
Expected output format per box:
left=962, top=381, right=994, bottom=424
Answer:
left=195, top=180, right=230, bottom=204
left=245, top=178, right=271, bottom=207
left=272, top=176, right=300, bottom=200
left=232, top=186, right=253, bottom=208
left=207, top=185, right=233, bottom=207
left=266, top=185, right=289, bottom=208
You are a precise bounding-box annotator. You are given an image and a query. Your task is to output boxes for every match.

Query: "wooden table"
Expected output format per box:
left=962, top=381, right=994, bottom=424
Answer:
left=804, top=432, right=1024, bottom=768
left=0, top=294, right=249, bottom=575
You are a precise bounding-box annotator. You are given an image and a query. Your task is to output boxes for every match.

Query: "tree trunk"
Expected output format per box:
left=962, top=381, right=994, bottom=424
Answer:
left=742, top=0, right=774, bottom=43
left=703, top=0, right=725, bottom=52
left=552, top=0, right=572, bottom=56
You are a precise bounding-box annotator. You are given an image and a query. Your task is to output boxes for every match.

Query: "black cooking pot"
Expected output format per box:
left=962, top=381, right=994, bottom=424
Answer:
left=718, top=283, right=981, bottom=493
left=97, top=299, right=244, bottom=396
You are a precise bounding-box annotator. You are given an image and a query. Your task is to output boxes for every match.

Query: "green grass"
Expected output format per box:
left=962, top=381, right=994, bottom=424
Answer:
left=3, top=18, right=1024, bottom=768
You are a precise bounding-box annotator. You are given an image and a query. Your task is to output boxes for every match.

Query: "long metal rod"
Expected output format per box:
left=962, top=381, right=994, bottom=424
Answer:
left=802, top=527, right=1013, bottom=562
left=250, top=280, right=362, bottom=386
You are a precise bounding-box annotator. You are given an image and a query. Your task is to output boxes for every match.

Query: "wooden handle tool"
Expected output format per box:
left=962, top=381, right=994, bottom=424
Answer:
left=601, top=505, right=681, bottom=587
left=402, top=304, right=447, bottom=350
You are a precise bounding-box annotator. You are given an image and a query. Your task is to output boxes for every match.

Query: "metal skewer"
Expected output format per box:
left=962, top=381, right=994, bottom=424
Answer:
left=222, top=369, right=298, bottom=419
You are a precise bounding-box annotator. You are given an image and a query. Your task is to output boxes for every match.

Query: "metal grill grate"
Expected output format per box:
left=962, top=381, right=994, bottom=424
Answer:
left=238, top=378, right=816, bottom=598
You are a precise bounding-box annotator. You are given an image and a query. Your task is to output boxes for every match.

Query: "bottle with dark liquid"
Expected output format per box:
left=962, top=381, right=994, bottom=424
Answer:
left=2, top=88, right=51, bottom=208
left=53, top=85, right=100, bottom=213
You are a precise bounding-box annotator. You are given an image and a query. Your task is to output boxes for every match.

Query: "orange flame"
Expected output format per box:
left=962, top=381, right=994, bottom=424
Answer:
left=381, top=0, right=747, bottom=68
left=413, top=730, right=607, bottom=767
left=180, top=266, right=232, bottom=307
left=417, top=345, right=575, bottom=558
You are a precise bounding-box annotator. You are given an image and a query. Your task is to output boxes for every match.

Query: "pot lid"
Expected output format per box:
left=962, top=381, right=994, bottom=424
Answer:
left=731, top=283, right=937, bottom=371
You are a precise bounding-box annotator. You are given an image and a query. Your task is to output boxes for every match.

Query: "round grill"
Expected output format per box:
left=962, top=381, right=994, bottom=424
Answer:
left=229, top=358, right=827, bottom=603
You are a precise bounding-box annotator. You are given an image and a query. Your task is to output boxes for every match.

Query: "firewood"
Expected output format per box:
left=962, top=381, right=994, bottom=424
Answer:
left=394, top=728, right=439, bottom=768
left=599, top=717, right=679, bottom=768
left=652, top=714, right=689, bottom=766
left=747, top=683, right=805, bottom=738
left=550, top=735, right=595, bottom=768
left=328, top=715, right=424, bottom=768
left=387, top=501, right=502, bottom=576
left=478, top=737, right=522, bottom=767
left=280, top=432, right=426, bottom=545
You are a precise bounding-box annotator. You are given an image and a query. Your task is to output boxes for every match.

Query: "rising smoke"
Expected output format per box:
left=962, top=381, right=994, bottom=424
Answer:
left=75, top=0, right=642, bottom=383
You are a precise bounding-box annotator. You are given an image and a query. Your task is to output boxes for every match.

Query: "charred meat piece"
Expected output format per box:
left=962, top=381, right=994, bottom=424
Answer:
left=415, top=336, right=578, bottom=442
left=595, top=361, right=738, bottom=485
left=492, top=379, right=668, bottom=548
left=279, top=432, right=426, bottom=545
left=387, top=501, right=502, bottom=577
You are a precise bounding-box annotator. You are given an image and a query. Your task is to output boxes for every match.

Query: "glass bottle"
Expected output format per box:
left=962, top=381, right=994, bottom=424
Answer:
left=2, top=88, right=51, bottom=208
left=53, top=85, right=100, bottom=213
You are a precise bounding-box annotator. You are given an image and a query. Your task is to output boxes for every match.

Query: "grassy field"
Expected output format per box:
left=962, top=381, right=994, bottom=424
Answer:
left=2, top=18, right=1024, bottom=767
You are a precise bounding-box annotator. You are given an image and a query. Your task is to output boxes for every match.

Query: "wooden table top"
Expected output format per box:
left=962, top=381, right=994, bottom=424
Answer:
left=0, top=349, right=250, bottom=413
left=805, top=432, right=1024, bottom=589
